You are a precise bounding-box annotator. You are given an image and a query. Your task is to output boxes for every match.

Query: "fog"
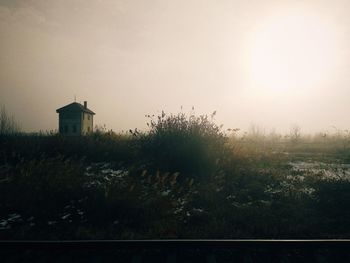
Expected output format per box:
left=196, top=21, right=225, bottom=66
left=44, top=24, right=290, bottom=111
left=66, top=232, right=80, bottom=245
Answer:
left=1, top=0, right=350, bottom=134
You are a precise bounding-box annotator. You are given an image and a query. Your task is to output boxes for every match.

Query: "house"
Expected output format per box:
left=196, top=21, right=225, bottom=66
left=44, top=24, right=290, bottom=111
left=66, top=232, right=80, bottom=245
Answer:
left=56, top=101, right=95, bottom=136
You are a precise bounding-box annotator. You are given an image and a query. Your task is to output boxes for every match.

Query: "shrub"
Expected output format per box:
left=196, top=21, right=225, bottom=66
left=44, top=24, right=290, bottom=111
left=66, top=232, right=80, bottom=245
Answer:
left=138, top=111, right=228, bottom=179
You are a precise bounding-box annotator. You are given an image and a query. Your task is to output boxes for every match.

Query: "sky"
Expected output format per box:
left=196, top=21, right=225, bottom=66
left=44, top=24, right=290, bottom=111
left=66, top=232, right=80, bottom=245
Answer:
left=1, top=0, right=350, bottom=134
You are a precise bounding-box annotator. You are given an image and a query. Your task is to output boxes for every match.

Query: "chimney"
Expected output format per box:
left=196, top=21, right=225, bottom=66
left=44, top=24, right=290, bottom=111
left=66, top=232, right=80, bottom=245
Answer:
left=84, top=101, right=87, bottom=109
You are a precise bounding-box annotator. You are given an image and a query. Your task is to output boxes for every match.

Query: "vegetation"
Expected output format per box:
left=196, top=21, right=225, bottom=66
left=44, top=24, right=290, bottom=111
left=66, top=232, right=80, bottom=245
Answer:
left=0, top=106, right=21, bottom=135
left=1, top=109, right=350, bottom=239
left=137, top=111, right=228, bottom=180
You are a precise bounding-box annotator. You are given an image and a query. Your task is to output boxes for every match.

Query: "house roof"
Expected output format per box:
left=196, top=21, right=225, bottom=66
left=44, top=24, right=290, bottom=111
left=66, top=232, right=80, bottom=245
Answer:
left=56, top=102, right=95, bottom=115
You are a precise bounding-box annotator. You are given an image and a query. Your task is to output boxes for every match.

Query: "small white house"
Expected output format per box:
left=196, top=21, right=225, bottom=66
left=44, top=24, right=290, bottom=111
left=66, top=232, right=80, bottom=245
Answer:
left=56, top=101, right=95, bottom=136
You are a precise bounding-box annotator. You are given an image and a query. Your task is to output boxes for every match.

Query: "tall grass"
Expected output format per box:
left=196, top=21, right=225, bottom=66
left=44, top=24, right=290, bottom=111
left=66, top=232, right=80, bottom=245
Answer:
left=0, top=106, right=21, bottom=135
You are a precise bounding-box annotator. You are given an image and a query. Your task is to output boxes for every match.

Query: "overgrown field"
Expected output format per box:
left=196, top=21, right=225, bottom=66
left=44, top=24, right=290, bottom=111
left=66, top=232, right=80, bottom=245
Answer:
left=1, top=112, right=350, bottom=239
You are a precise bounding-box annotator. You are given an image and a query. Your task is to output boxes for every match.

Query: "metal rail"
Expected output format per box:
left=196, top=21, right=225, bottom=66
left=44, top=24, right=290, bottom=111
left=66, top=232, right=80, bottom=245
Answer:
left=1, top=239, right=350, bottom=249
left=1, top=239, right=350, bottom=262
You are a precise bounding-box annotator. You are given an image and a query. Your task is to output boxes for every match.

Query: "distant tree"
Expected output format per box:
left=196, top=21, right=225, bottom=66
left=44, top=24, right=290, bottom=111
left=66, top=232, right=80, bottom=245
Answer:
left=0, top=105, right=21, bottom=135
left=290, top=124, right=301, bottom=144
left=247, top=124, right=265, bottom=140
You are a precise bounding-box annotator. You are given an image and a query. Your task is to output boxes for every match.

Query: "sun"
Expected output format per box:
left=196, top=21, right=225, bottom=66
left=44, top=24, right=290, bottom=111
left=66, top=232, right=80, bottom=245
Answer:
left=246, top=10, right=338, bottom=95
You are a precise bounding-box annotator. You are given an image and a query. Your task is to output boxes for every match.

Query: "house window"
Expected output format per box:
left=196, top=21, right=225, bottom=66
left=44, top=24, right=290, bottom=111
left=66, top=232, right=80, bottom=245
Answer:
left=88, top=114, right=90, bottom=120
left=87, top=127, right=90, bottom=132
left=83, top=113, right=85, bottom=120
left=72, top=124, right=77, bottom=133
left=64, top=125, right=68, bottom=133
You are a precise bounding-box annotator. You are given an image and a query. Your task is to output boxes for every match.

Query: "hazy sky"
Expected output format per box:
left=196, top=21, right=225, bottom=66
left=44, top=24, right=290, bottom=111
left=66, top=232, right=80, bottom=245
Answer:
left=1, top=0, right=350, bottom=133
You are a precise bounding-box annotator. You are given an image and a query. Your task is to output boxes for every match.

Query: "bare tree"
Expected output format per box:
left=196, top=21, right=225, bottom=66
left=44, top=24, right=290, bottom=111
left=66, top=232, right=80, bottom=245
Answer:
left=248, top=124, right=265, bottom=139
left=290, top=124, right=301, bottom=144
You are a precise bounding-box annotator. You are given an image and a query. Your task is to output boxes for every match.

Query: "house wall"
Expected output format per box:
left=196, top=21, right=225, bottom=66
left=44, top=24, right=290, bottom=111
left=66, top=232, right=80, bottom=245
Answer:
left=58, top=112, right=82, bottom=136
left=81, top=112, right=93, bottom=134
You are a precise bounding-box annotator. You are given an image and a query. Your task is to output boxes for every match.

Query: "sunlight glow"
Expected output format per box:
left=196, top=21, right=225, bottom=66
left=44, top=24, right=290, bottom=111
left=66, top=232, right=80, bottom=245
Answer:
left=247, top=10, right=338, bottom=94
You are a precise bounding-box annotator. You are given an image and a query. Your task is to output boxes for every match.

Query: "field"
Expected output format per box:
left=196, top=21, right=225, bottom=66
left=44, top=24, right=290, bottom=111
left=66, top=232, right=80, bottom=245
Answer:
left=1, top=112, right=350, bottom=240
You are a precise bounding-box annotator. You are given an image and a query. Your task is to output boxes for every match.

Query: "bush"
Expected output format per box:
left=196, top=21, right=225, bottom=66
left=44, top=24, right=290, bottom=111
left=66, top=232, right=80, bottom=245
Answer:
left=138, top=111, right=228, bottom=179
